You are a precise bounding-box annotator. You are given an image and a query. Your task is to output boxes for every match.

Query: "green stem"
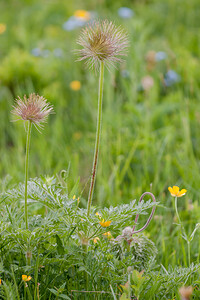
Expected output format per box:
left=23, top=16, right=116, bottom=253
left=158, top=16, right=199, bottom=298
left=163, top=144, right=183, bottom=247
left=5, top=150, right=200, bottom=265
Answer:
left=34, top=254, right=40, bottom=300
left=188, top=241, right=191, bottom=266
left=88, top=225, right=102, bottom=239
left=24, top=284, right=27, bottom=300
left=87, top=61, right=104, bottom=216
left=128, top=273, right=131, bottom=299
left=25, top=121, right=32, bottom=230
left=11, top=266, right=20, bottom=300
left=175, top=197, right=189, bottom=266
left=174, top=196, right=181, bottom=225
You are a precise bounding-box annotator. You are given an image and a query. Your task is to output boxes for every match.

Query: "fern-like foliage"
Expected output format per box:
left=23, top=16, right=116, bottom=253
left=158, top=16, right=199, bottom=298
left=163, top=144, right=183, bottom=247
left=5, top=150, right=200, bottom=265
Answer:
left=0, top=175, right=162, bottom=299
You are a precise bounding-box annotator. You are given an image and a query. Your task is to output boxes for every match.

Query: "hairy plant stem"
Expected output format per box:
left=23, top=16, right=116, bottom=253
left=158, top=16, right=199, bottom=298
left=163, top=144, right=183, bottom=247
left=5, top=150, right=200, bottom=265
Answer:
left=25, top=121, right=32, bottom=230
left=87, top=61, right=104, bottom=216
left=174, top=196, right=181, bottom=225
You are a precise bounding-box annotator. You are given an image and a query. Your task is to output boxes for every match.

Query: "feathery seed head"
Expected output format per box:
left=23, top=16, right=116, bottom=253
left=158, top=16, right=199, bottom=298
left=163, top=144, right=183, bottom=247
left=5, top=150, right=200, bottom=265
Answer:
left=11, top=93, right=54, bottom=130
left=77, top=20, right=128, bottom=69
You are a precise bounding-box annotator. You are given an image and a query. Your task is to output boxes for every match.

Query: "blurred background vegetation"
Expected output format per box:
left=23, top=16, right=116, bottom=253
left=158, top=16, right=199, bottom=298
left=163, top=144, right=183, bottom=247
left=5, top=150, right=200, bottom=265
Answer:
left=0, top=0, right=200, bottom=214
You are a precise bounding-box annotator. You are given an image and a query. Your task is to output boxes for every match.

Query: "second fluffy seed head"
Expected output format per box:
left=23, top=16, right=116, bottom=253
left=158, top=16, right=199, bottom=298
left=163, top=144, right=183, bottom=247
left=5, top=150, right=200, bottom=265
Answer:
left=12, top=93, right=54, bottom=130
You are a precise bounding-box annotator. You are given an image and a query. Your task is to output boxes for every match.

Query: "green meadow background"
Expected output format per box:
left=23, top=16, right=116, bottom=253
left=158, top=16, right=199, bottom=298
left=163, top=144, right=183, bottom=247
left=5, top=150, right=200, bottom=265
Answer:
left=0, top=0, right=200, bottom=266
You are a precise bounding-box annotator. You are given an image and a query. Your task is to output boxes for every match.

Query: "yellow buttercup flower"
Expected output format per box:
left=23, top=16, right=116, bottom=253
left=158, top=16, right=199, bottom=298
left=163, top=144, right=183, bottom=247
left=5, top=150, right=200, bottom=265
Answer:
left=22, top=275, right=32, bottom=282
left=168, top=186, right=187, bottom=197
left=0, top=23, right=6, bottom=34
left=99, top=219, right=111, bottom=227
left=93, top=237, right=100, bottom=243
left=70, top=80, right=81, bottom=91
left=74, top=10, right=90, bottom=21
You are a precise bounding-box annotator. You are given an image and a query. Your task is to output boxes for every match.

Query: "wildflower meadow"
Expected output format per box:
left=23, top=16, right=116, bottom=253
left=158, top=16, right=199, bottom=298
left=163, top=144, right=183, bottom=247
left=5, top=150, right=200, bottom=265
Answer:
left=0, top=0, right=200, bottom=299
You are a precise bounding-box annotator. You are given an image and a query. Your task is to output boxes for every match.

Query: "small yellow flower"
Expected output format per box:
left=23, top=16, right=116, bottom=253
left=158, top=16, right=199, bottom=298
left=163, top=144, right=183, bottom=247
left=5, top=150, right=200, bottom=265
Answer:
left=99, top=219, right=111, bottom=227
left=0, top=278, right=1, bottom=285
left=22, top=275, right=32, bottom=282
left=73, top=195, right=76, bottom=200
left=95, top=212, right=101, bottom=217
left=0, top=23, right=6, bottom=34
left=93, top=237, right=100, bottom=243
left=168, top=186, right=187, bottom=197
left=70, top=80, right=81, bottom=91
left=74, top=10, right=90, bottom=21
left=103, top=231, right=112, bottom=239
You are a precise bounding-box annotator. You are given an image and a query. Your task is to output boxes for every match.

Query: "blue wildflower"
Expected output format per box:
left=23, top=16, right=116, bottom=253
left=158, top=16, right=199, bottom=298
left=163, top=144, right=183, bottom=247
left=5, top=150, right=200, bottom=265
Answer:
left=31, top=48, right=42, bottom=57
left=118, top=7, right=134, bottom=19
left=155, top=51, right=167, bottom=61
left=164, top=70, right=180, bottom=87
left=63, top=16, right=86, bottom=31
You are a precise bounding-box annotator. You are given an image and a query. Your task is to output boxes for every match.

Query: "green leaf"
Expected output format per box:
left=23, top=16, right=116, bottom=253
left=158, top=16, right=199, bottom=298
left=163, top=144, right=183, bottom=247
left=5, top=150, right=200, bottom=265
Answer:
left=189, top=223, right=200, bottom=242
left=110, top=284, right=117, bottom=300
left=49, top=288, right=59, bottom=296
left=69, top=177, right=80, bottom=199
left=59, top=294, right=71, bottom=299
left=55, top=234, right=65, bottom=255
left=120, top=293, right=129, bottom=300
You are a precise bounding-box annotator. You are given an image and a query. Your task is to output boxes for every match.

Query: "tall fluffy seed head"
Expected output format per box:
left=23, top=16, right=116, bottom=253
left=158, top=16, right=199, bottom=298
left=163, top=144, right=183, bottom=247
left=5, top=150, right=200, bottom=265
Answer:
left=11, top=93, right=54, bottom=130
left=77, top=20, right=128, bottom=70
